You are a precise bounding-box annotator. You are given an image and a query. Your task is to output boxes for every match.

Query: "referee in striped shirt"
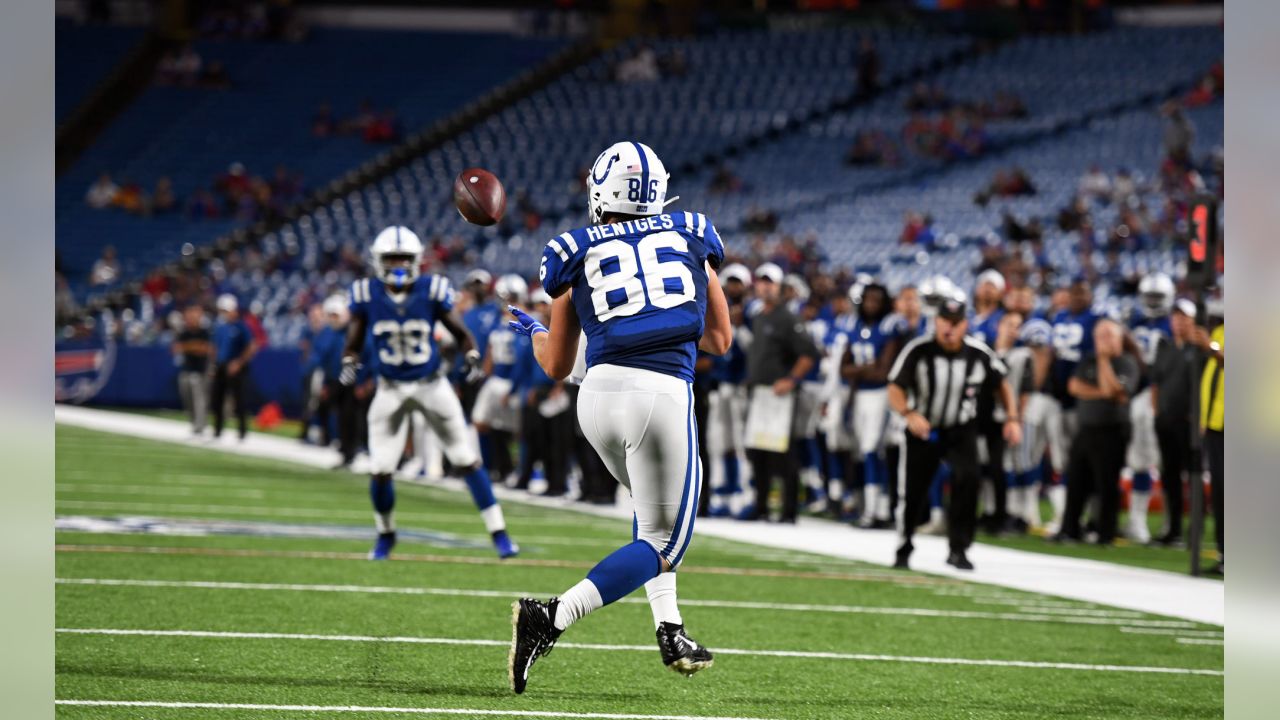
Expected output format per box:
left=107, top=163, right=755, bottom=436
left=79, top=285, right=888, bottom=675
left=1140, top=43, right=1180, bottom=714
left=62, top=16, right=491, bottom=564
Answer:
left=887, top=295, right=1022, bottom=571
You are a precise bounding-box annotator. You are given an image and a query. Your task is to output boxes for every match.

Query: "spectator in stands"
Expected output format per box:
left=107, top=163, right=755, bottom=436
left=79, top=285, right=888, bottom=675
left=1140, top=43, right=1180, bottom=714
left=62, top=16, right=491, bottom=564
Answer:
left=856, top=36, right=881, bottom=99
left=85, top=172, right=118, bottom=209
left=363, top=109, right=401, bottom=143
left=172, top=304, right=212, bottom=436
left=201, top=60, right=230, bottom=89
left=707, top=164, right=743, bottom=195
left=1161, top=101, right=1195, bottom=169
left=616, top=44, right=660, bottom=83
left=111, top=178, right=146, bottom=214
left=311, top=102, right=335, bottom=137
left=89, top=246, right=120, bottom=287
left=660, top=48, right=689, bottom=78
left=156, top=44, right=203, bottom=86
left=1078, top=165, right=1111, bottom=202
left=1112, top=167, right=1138, bottom=205
left=210, top=293, right=258, bottom=441
left=185, top=188, right=221, bottom=219
left=55, top=273, right=79, bottom=324
left=1057, top=195, right=1090, bottom=232
left=982, top=90, right=1028, bottom=120
left=975, top=168, right=1037, bottom=206
left=742, top=206, right=779, bottom=234
left=270, top=166, right=302, bottom=204
left=152, top=177, right=176, bottom=214
left=904, top=82, right=949, bottom=112
left=899, top=211, right=926, bottom=246
left=1057, top=319, right=1140, bottom=545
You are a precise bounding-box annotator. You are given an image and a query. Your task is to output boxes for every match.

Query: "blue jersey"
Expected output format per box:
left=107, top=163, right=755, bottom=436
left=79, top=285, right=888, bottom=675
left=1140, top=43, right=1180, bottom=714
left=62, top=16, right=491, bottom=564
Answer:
left=213, top=318, right=252, bottom=365
left=969, top=307, right=1005, bottom=348
left=349, top=274, right=455, bottom=382
left=711, top=328, right=748, bottom=385
left=1129, top=311, right=1172, bottom=367
left=1050, top=306, right=1105, bottom=404
left=485, top=324, right=525, bottom=381
left=540, top=212, right=725, bottom=383
left=883, top=312, right=930, bottom=342
left=307, top=325, right=346, bottom=381
left=464, top=302, right=503, bottom=358
left=841, top=315, right=897, bottom=390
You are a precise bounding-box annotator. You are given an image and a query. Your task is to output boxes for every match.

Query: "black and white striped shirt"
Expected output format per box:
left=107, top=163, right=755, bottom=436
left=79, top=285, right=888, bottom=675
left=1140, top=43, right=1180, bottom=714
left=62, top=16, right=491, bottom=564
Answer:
left=888, top=335, right=1007, bottom=429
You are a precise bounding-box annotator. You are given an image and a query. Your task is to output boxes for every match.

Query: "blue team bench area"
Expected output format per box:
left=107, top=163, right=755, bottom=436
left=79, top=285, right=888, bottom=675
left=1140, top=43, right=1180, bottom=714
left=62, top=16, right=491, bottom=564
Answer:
left=56, top=341, right=305, bottom=417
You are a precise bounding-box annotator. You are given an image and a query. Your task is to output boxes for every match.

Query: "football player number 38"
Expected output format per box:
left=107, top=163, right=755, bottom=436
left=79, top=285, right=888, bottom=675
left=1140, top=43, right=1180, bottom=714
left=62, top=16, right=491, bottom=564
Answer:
left=586, top=232, right=695, bottom=322
left=371, top=319, right=433, bottom=365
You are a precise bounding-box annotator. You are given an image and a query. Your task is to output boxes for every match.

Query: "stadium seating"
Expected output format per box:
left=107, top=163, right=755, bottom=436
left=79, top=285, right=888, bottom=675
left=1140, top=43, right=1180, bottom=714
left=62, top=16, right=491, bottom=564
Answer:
left=56, top=18, right=145, bottom=126
left=56, top=28, right=566, bottom=285
left=75, top=24, right=1222, bottom=348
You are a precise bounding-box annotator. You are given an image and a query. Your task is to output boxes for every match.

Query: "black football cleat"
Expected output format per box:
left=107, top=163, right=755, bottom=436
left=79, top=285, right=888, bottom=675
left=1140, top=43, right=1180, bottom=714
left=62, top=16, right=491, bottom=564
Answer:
left=893, top=542, right=913, bottom=570
left=946, top=551, right=975, bottom=571
left=509, top=597, right=561, bottom=694
left=656, top=622, right=714, bottom=676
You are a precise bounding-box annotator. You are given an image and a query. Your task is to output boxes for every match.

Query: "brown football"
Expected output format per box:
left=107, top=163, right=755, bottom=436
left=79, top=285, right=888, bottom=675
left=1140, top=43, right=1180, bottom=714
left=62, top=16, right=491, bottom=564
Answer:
left=453, top=167, right=506, bottom=226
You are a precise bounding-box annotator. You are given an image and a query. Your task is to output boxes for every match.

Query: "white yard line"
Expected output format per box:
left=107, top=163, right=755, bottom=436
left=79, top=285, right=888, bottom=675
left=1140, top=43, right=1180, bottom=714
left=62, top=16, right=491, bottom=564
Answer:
left=60, top=483, right=266, bottom=499
left=54, top=405, right=1225, bottom=626
left=53, top=578, right=1200, bottom=629
left=1176, top=638, right=1225, bottom=646
left=54, top=628, right=1223, bottom=676
left=53, top=700, right=772, bottom=720
left=1119, top=627, right=1223, bottom=638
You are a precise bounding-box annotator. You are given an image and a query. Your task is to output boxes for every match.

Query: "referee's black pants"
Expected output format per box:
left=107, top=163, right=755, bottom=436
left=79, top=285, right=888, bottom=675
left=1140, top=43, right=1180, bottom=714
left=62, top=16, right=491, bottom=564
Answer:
left=210, top=363, right=247, bottom=439
left=1155, top=416, right=1192, bottom=540
left=899, top=426, right=981, bottom=554
left=316, top=380, right=357, bottom=464
left=1062, top=422, right=1130, bottom=543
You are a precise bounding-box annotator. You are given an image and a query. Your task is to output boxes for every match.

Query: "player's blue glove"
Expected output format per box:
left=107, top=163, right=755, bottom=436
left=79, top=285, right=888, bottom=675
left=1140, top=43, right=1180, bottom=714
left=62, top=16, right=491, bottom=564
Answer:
left=339, top=355, right=360, bottom=386
left=508, top=305, right=547, bottom=337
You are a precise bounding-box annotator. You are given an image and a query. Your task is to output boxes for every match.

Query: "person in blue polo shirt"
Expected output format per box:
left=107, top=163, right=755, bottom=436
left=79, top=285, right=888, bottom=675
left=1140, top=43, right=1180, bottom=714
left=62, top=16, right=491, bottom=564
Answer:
left=210, top=293, right=258, bottom=440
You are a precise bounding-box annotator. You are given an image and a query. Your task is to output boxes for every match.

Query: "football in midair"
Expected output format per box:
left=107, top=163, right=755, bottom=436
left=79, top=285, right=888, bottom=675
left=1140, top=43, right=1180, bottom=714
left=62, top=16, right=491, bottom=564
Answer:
left=453, top=168, right=506, bottom=226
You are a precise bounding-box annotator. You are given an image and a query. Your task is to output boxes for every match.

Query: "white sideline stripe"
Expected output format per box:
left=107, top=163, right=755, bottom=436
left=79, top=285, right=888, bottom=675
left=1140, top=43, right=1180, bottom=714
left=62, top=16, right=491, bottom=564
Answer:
left=1119, top=627, right=1223, bottom=638
left=54, top=578, right=1200, bottom=629
left=55, top=628, right=1224, bottom=676
left=59, top=484, right=266, bottom=499
left=54, top=700, right=769, bottom=720
left=1176, top=638, right=1225, bottom=646
left=54, top=500, right=614, bottom=528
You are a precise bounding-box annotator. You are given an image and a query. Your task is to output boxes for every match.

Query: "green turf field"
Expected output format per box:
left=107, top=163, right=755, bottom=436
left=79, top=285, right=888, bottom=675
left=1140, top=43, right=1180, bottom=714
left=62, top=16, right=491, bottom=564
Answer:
left=55, top=424, right=1223, bottom=719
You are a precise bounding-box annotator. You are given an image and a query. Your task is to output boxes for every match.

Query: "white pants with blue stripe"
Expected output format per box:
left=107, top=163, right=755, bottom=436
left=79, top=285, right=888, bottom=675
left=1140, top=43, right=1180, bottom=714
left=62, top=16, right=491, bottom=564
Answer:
left=577, top=363, right=701, bottom=570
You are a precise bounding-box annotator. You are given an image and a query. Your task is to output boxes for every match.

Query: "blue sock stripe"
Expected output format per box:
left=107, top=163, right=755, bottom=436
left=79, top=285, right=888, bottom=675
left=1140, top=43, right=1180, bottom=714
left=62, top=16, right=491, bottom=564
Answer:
left=370, top=478, right=395, bottom=514
left=1132, top=470, right=1153, bottom=492
left=587, top=540, right=663, bottom=606
left=463, top=467, right=497, bottom=510
left=660, top=384, right=696, bottom=561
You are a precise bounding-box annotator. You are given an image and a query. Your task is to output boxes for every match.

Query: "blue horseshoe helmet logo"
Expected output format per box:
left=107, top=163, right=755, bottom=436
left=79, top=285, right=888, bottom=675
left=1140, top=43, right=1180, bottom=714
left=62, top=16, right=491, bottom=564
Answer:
left=591, top=152, right=621, bottom=185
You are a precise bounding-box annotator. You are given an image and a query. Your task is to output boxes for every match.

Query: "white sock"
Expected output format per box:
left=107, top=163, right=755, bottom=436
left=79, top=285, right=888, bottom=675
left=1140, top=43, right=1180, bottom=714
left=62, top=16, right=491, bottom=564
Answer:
left=863, top=484, right=880, bottom=521
left=1048, top=484, right=1067, bottom=525
left=1024, top=482, right=1042, bottom=528
left=553, top=578, right=604, bottom=632
left=480, top=504, right=506, bottom=534
left=876, top=488, right=891, bottom=520
left=1129, top=490, right=1151, bottom=540
left=1008, top=486, right=1024, bottom=519
left=374, top=511, right=394, bottom=534
left=644, top=572, right=682, bottom=629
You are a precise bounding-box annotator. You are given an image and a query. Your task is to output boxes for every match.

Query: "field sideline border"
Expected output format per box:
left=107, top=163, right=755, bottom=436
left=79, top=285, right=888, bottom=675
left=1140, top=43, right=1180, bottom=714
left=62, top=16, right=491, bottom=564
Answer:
left=54, top=405, right=1224, bottom=626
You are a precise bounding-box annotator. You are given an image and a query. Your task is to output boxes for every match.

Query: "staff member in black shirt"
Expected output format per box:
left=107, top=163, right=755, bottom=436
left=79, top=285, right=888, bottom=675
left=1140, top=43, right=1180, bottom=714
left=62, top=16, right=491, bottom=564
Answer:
left=1150, top=299, right=1200, bottom=545
left=172, top=304, right=212, bottom=436
left=1058, top=318, right=1140, bottom=545
left=888, top=296, right=1022, bottom=571
left=744, top=263, right=821, bottom=523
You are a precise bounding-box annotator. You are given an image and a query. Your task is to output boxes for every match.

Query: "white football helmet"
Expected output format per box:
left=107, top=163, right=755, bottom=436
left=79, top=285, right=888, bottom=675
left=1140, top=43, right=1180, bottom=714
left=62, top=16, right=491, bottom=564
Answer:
left=495, top=274, right=529, bottom=305
left=370, top=225, right=424, bottom=289
left=1138, top=273, right=1175, bottom=316
left=587, top=141, right=678, bottom=224
left=920, top=275, right=960, bottom=317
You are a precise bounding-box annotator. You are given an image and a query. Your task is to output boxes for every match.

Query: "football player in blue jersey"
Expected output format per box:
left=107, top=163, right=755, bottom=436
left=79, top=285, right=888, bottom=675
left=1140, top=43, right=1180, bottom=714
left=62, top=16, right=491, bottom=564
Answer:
left=340, top=226, right=518, bottom=561
left=506, top=141, right=732, bottom=693
left=1123, top=273, right=1174, bottom=543
left=968, top=269, right=1007, bottom=348
left=706, top=263, right=753, bottom=517
left=840, top=280, right=899, bottom=528
left=472, top=274, right=530, bottom=487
